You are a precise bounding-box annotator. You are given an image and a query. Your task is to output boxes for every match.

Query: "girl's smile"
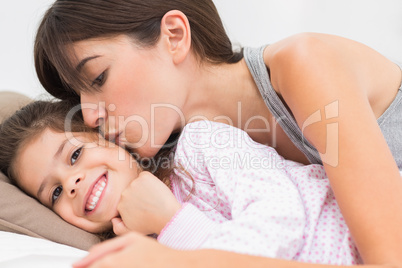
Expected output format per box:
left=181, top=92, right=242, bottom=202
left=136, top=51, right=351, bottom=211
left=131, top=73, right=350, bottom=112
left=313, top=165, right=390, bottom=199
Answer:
left=84, top=171, right=108, bottom=214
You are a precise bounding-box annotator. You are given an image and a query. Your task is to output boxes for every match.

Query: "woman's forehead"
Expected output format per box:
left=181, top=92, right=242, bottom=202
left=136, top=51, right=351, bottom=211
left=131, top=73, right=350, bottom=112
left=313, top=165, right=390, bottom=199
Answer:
left=71, top=35, right=131, bottom=57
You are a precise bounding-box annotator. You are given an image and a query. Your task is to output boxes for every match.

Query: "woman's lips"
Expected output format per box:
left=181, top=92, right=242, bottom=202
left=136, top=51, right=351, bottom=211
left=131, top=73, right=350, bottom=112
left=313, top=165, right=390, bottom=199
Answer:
left=85, top=172, right=108, bottom=214
left=106, top=131, right=122, bottom=145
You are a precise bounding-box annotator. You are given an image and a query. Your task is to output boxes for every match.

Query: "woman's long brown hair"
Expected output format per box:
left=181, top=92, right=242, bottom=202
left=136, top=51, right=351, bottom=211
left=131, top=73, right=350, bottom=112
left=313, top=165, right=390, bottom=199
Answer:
left=35, top=0, right=244, bottom=101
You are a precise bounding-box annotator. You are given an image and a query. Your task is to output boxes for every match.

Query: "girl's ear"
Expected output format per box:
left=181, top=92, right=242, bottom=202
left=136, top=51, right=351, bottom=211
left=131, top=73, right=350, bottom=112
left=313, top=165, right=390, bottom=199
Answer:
left=160, top=10, right=192, bottom=65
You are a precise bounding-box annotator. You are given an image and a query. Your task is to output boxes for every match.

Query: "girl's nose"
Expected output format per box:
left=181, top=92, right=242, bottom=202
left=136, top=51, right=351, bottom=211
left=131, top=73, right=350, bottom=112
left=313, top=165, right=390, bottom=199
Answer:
left=66, top=178, right=82, bottom=197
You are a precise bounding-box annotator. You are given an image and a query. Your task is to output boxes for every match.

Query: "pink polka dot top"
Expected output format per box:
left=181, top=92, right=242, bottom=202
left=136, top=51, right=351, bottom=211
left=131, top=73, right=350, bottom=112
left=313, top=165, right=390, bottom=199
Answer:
left=157, top=120, right=362, bottom=265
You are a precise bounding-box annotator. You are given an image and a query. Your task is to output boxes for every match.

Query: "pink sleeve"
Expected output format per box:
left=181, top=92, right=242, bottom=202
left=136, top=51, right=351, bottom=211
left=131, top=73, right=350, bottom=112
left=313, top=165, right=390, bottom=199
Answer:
left=157, top=203, right=218, bottom=250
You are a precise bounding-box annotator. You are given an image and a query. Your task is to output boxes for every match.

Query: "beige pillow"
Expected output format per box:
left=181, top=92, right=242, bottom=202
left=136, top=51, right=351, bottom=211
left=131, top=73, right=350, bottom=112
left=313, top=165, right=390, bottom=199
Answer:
left=0, top=91, right=100, bottom=250
left=0, top=91, right=32, bottom=122
left=0, top=172, right=100, bottom=250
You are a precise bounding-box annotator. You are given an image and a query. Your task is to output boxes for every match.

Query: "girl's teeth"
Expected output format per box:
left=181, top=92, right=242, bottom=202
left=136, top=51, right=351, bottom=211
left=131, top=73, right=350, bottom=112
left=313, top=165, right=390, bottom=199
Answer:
left=86, top=177, right=107, bottom=211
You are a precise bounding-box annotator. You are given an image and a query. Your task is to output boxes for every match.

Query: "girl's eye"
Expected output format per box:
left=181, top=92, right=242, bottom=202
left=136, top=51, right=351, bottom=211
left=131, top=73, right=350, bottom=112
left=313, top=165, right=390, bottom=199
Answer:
left=52, top=186, right=63, bottom=205
left=91, top=72, right=105, bottom=86
left=71, top=147, right=83, bottom=165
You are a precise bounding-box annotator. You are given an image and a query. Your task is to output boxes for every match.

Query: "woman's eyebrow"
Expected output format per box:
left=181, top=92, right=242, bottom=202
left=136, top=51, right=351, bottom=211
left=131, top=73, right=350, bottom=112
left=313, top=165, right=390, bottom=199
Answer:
left=76, top=55, right=101, bottom=72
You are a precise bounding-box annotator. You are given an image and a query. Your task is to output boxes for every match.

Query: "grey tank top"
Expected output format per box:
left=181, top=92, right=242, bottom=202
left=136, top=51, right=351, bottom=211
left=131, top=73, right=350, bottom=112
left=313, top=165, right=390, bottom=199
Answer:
left=244, top=46, right=402, bottom=169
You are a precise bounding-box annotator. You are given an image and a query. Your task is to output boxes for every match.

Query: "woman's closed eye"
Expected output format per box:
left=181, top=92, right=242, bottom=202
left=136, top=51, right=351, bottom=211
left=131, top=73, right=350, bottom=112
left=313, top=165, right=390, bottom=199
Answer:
left=91, top=71, right=106, bottom=87
left=71, top=146, right=83, bottom=165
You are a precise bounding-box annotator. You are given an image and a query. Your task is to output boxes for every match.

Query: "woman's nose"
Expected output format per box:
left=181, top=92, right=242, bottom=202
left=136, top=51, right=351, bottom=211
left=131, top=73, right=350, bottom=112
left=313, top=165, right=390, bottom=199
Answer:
left=80, top=98, right=107, bottom=129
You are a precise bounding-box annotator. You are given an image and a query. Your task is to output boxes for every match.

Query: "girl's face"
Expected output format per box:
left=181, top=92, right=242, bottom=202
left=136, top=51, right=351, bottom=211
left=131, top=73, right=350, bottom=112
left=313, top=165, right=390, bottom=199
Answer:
left=71, top=34, right=189, bottom=158
left=15, top=128, right=139, bottom=233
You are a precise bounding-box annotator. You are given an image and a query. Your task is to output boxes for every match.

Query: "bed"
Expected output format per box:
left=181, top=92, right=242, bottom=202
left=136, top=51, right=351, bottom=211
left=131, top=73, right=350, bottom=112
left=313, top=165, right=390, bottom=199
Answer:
left=0, top=231, right=86, bottom=267
left=0, top=91, right=98, bottom=266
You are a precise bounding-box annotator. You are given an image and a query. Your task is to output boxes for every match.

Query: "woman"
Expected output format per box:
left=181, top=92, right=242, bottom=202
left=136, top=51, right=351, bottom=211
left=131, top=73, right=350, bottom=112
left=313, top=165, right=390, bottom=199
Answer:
left=34, top=0, right=402, bottom=267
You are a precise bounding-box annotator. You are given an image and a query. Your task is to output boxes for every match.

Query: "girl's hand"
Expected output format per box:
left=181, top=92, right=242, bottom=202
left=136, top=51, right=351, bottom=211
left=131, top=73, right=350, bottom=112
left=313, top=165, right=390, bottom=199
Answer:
left=111, top=217, right=130, bottom=235
left=116, top=171, right=181, bottom=235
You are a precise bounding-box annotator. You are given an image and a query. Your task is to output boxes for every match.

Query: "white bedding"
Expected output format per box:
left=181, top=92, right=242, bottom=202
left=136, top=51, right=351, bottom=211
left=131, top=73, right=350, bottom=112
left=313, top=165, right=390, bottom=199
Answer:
left=0, top=231, right=87, bottom=268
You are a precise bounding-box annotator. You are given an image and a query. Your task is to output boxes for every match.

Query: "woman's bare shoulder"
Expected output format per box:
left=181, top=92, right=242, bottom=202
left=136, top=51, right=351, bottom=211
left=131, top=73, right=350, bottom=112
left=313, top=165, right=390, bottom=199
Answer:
left=264, top=32, right=380, bottom=62
left=263, top=32, right=401, bottom=117
left=264, top=33, right=389, bottom=78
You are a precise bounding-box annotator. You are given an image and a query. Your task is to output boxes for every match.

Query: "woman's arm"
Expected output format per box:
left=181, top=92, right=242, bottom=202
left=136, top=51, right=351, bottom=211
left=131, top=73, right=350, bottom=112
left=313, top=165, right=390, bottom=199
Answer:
left=265, top=33, right=402, bottom=265
left=73, top=232, right=394, bottom=268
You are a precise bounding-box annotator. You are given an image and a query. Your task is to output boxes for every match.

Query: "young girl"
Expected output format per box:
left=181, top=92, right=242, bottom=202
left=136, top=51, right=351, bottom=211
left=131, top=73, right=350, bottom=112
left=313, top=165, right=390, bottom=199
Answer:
left=0, top=100, right=361, bottom=264
left=34, top=0, right=402, bottom=267
left=0, top=100, right=174, bottom=238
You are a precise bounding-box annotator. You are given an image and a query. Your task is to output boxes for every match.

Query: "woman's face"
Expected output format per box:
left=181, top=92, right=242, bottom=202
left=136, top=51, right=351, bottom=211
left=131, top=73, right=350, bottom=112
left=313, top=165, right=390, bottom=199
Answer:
left=15, top=129, right=139, bottom=233
left=70, top=34, right=188, bottom=158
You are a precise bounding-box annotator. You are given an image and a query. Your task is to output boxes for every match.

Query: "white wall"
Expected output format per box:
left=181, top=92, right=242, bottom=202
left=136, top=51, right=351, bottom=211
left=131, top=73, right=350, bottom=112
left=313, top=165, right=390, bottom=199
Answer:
left=0, top=0, right=54, bottom=99
left=1, top=0, right=401, bottom=99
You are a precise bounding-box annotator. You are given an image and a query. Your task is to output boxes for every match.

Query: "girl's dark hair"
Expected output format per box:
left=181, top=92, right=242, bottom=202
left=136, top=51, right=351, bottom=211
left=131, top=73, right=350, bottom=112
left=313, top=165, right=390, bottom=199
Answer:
left=0, top=99, right=90, bottom=184
left=35, top=0, right=244, bottom=100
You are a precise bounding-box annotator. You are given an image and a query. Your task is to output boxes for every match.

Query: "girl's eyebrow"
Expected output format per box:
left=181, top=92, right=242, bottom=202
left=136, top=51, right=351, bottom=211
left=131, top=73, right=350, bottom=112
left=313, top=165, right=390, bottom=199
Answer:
left=76, top=55, right=101, bottom=72
left=36, top=138, right=68, bottom=200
